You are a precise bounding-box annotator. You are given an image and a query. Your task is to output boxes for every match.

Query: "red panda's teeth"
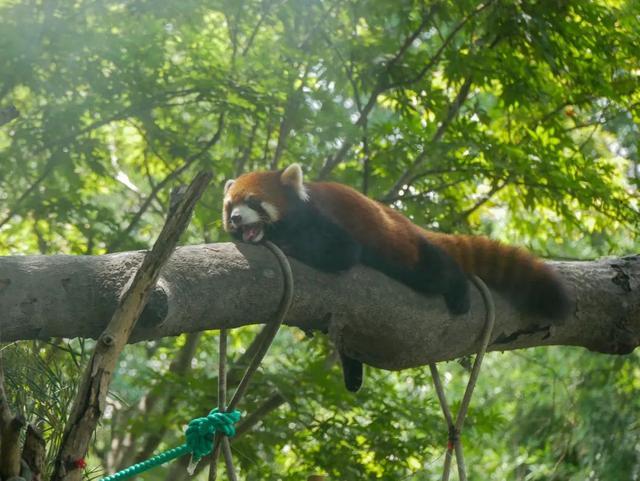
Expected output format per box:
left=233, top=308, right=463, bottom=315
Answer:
left=241, top=224, right=263, bottom=243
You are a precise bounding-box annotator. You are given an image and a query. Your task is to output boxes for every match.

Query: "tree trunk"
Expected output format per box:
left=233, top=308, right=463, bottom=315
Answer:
left=0, top=243, right=638, bottom=370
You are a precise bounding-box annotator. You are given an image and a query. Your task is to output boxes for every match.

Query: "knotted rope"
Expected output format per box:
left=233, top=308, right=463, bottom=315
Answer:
left=99, top=408, right=241, bottom=481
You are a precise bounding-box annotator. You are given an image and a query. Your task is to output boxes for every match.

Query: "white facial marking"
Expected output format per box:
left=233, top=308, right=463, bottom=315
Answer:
left=261, top=201, right=280, bottom=221
left=230, top=204, right=260, bottom=225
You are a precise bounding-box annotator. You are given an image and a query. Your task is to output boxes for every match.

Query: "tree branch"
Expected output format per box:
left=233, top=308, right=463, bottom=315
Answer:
left=454, top=179, right=508, bottom=222
left=1, top=245, right=638, bottom=371
left=272, top=69, right=308, bottom=169
left=130, top=332, right=202, bottom=464
left=22, top=424, right=46, bottom=481
left=234, top=121, right=258, bottom=176
left=234, top=393, right=287, bottom=438
left=316, top=0, right=498, bottom=180
left=317, top=5, right=438, bottom=180
left=384, top=76, right=473, bottom=201
left=389, top=0, right=494, bottom=90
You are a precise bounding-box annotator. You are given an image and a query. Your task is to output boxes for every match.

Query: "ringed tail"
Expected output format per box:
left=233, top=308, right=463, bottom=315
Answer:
left=427, top=233, right=571, bottom=320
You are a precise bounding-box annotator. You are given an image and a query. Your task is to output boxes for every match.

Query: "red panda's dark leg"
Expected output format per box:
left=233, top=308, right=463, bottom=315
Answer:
left=339, top=351, right=363, bottom=392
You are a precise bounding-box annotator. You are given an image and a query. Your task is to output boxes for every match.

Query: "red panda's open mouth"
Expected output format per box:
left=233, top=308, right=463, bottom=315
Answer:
left=241, top=223, right=264, bottom=243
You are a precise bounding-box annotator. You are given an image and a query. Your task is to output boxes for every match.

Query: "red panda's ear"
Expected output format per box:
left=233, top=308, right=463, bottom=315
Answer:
left=224, top=179, right=235, bottom=194
left=280, top=164, right=309, bottom=200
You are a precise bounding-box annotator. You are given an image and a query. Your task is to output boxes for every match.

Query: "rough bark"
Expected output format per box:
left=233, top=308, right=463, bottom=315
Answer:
left=0, top=244, right=638, bottom=370
left=22, top=425, right=46, bottom=481
left=0, top=358, right=25, bottom=481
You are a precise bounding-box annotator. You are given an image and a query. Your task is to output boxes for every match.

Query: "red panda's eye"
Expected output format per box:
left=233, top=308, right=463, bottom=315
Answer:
left=245, top=197, right=262, bottom=210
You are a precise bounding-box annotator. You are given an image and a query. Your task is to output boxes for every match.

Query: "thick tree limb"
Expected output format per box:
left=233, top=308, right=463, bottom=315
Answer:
left=1, top=245, right=638, bottom=370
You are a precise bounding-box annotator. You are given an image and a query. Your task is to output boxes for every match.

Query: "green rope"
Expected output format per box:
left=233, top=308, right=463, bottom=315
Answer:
left=100, top=408, right=241, bottom=481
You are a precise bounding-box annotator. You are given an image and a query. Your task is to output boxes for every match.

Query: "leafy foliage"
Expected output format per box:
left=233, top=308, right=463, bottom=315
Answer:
left=1, top=0, right=638, bottom=480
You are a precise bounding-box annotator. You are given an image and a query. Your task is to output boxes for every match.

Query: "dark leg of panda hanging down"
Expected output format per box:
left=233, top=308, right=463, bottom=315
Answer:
left=339, top=351, right=364, bottom=392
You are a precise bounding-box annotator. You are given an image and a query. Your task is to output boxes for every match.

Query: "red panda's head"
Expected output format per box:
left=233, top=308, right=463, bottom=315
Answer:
left=223, top=163, right=309, bottom=243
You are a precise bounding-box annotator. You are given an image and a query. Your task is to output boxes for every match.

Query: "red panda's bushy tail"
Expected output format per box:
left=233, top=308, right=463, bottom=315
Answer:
left=428, top=233, right=571, bottom=320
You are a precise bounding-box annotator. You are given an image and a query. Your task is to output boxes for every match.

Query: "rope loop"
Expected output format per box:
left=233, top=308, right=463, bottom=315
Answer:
left=430, top=275, right=496, bottom=481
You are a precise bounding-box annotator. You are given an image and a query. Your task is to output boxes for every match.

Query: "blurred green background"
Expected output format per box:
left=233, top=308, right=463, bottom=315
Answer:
left=1, top=0, right=638, bottom=479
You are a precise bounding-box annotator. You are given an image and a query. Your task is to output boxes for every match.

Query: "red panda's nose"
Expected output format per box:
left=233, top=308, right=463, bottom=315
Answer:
left=230, top=213, right=242, bottom=225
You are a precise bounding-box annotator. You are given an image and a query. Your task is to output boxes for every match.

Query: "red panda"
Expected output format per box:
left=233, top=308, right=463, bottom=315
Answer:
left=223, top=164, right=571, bottom=391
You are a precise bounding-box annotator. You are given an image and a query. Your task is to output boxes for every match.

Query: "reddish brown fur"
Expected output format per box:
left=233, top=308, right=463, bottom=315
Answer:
left=309, top=183, right=421, bottom=266
left=311, top=183, right=559, bottom=294
left=226, top=172, right=569, bottom=318
left=225, top=171, right=289, bottom=211
left=223, top=171, right=293, bottom=232
left=229, top=174, right=555, bottom=284
left=424, top=231, right=559, bottom=292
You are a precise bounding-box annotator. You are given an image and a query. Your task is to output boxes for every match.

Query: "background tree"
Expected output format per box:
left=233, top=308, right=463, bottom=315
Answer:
left=0, top=0, right=638, bottom=480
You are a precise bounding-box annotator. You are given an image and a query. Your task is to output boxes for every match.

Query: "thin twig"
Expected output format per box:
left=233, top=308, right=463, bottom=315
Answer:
left=318, top=0, right=498, bottom=180
left=389, top=0, right=495, bottom=90
left=133, top=333, right=202, bottom=464
left=384, top=76, right=473, bottom=200
left=52, top=171, right=212, bottom=481
left=454, top=180, right=508, bottom=222
left=109, top=114, right=224, bottom=252
left=272, top=70, right=308, bottom=169
left=209, top=329, right=235, bottom=481
left=234, top=393, right=286, bottom=437
left=317, top=5, right=438, bottom=179
left=234, top=121, right=259, bottom=177
left=0, top=92, right=201, bottom=229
